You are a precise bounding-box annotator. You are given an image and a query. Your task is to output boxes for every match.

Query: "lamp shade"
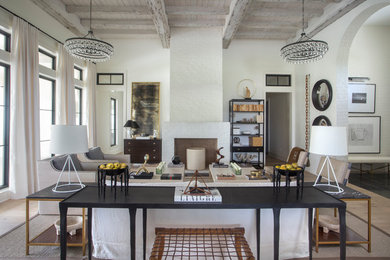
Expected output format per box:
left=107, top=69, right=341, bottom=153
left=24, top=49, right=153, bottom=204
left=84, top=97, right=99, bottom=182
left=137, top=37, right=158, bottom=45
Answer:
left=124, top=120, right=139, bottom=128
left=309, top=126, right=347, bottom=156
left=50, top=125, right=88, bottom=155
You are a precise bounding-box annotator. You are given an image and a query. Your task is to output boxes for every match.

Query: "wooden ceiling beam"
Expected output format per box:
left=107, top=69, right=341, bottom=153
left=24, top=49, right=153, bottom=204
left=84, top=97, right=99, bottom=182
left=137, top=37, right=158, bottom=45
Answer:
left=223, top=0, right=253, bottom=49
left=66, top=5, right=148, bottom=15
left=165, top=6, right=229, bottom=15
left=93, top=29, right=157, bottom=35
left=170, top=19, right=225, bottom=27
left=146, top=0, right=171, bottom=48
left=81, top=19, right=154, bottom=26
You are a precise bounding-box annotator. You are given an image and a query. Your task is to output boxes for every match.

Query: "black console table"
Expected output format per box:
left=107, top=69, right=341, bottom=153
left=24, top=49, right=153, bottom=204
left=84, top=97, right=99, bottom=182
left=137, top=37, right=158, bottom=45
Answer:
left=59, top=185, right=346, bottom=260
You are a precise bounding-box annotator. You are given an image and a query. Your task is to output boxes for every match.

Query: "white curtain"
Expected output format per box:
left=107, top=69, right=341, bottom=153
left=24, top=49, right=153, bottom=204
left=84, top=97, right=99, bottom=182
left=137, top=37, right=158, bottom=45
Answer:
left=56, top=44, right=75, bottom=125
left=86, top=62, right=97, bottom=147
left=9, top=17, right=40, bottom=198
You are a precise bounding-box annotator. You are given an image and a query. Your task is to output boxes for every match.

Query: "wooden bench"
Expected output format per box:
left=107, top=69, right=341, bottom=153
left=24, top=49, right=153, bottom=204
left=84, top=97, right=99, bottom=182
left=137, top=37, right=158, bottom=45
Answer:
left=348, top=155, right=390, bottom=175
left=150, top=227, right=255, bottom=259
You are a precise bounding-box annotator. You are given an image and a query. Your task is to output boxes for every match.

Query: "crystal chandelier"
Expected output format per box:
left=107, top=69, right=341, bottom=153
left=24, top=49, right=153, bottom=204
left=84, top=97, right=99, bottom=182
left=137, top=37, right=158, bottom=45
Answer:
left=64, top=0, right=113, bottom=62
left=280, top=0, right=328, bottom=64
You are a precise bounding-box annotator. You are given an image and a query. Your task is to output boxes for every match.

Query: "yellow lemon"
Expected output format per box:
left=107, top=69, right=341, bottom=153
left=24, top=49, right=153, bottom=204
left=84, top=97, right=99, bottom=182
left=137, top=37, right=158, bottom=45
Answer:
left=280, top=165, right=286, bottom=170
left=106, top=163, right=114, bottom=169
left=114, top=162, right=120, bottom=168
left=292, top=163, right=298, bottom=168
left=99, top=164, right=106, bottom=169
left=275, top=165, right=280, bottom=169
left=120, top=163, right=127, bottom=169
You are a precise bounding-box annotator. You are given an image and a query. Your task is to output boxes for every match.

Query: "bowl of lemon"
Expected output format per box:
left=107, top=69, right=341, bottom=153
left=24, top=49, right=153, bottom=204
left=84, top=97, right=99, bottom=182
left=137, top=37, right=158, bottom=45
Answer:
left=99, top=163, right=128, bottom=171
left=274, top=163, right=303, bottom=176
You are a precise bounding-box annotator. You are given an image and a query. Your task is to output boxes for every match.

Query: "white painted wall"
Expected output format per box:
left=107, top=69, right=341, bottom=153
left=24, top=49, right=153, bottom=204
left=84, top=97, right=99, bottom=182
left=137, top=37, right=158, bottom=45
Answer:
left=349, top=25, right=390, bottom=155
left=170, top=28, right=223, bottom=122
left=95, top=38, right=170, bottom=152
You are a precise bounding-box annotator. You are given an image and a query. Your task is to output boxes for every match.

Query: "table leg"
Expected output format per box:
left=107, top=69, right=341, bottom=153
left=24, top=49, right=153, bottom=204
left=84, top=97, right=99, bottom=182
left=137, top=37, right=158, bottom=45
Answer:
left=25, top=199, right=29, bottom=255
left=256, top=208, right=260, bottom=260
left=60, top=205, right=68, bottom=260
left=129, top=208, right=137, bottom=260
left=273, top=208, right=281, bottom=260
left=308, top=208, right=313, bottom=260
left=315, top=208, right=319, bottom=252
left=338, top=206, right=346, bottom=260
left=143, top=208, right=147, bottom=260
left=82, top=208, right=86, bottom=256
left=88, top=208, right=92, bottom=260
left=368, top=198, right=371, bottom=252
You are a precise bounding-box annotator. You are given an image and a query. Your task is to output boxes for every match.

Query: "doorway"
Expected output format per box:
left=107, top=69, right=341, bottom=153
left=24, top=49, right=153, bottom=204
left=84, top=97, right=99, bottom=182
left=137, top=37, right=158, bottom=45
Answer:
left=266, top=92, right=291, bottom=165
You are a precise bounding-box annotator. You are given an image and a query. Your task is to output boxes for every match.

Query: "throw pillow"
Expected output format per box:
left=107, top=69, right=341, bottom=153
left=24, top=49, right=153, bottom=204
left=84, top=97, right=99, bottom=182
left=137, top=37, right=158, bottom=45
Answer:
left=86, top=147, right=104, bottom=160
left=50, top=154, right=83, bottom=171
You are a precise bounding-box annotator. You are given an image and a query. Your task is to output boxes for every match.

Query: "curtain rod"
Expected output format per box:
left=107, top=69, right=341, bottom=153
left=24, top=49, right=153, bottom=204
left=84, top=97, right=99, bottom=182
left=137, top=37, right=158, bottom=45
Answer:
left=0, top=5, right=64, bottom=45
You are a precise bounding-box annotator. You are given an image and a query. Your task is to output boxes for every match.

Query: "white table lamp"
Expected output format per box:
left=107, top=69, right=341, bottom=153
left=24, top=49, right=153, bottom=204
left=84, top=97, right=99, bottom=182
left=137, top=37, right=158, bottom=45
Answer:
left=50, top=125, right=88, bottom=193
left=310, top=126, right=348, bottom=194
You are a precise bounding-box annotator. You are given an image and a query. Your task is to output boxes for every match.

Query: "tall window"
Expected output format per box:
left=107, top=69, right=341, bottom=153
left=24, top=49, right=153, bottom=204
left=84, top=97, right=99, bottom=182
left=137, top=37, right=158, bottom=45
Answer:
left=74, top=67, right=82, bottom=81
left=39, top=76, right=55, bottom=159
left=38, top=49, right=56, bottom=70
left=110, top=98, right=117, bottom=146
left=0, top=63, right=10, bottom=189
left=75, top=87, right=82, bottom=125
left=0, top=29, right=10, bottom=52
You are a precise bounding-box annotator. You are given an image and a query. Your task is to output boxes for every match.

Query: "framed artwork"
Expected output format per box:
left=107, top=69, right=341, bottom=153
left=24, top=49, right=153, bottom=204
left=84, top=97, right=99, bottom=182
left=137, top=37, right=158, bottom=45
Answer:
left=265, top=74, right=291, bottom=86
left=131, top=82, right=160, bottom=136
left=348, top=116, right=381, bottom=154
left=312, top=115, right=331, bottom=126
left=97, top=73, right=124, bottom=85
left=348, top=83, right=376, bottom=113
left=312, top=79, right=332, bottom=111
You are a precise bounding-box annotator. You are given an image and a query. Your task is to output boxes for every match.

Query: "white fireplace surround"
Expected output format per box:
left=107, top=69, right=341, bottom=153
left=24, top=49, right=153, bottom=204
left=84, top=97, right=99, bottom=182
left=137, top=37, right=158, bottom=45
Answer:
left=162, top=122, right=230, bottom=165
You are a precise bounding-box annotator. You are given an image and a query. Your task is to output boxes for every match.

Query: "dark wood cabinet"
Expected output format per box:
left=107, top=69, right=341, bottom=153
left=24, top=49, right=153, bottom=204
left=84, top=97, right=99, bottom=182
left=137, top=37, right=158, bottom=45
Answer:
left=124, top=139, right=161, bottom=163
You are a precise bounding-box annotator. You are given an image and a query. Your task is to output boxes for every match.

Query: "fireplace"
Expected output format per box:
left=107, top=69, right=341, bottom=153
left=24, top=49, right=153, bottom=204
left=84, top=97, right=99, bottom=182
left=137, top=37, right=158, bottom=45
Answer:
left=161, top=122, right=230, bottom=166
left=174, top=138, right=217, bottom=169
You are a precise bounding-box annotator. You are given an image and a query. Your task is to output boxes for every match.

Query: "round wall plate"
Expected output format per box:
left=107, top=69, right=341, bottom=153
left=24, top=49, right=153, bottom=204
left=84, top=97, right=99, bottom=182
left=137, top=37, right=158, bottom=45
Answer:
left=312, top=79, right=332, bottom=111
left=312, top=115, right=332, bottom=126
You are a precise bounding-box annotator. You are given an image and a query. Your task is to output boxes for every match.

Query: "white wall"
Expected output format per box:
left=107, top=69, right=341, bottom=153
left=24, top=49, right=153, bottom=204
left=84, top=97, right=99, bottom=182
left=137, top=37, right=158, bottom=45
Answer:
left=349, top=25, right=390, bottom=155
left=170, top=28, right=223, bottom=122
left=95, top=38, right=170, bottom=152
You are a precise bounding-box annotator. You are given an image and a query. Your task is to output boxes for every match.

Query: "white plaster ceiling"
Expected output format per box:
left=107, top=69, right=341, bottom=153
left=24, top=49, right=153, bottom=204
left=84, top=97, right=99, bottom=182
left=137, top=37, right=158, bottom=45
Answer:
left=364, top=5, right=390, bottom=26
left=30, top=0, right=368, bottom=48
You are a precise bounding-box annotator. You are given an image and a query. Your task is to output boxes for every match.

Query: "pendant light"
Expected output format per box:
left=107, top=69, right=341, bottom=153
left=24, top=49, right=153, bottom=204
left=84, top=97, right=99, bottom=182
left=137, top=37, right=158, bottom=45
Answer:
left=280, top=0, right=328, bottom=64
left=64, top=0, right=114, bottom=62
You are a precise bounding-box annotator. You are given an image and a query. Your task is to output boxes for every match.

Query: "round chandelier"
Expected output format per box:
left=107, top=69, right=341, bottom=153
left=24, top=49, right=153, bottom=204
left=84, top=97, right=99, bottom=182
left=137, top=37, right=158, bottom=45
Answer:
left=64, top=0, right=113, bottom=62
left=280, top=0, right=328, bottom=64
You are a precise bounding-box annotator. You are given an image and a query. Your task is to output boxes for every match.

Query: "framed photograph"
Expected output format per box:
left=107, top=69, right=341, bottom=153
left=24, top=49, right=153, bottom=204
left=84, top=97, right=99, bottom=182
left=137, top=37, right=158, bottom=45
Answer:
left=348, top=83, right=376, bottom=113
left=131, top=82, right=160, bottom=136
left=348, top=116, right=381, bottom=154
left=97, top=73, right=124, bottom=85
left=312, top=79, right=332, bottom=111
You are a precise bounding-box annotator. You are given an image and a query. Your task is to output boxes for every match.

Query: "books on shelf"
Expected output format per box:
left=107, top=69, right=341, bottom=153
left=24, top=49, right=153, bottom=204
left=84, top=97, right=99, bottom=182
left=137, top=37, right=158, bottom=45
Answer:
left=233, top=104, right=264, bottom=112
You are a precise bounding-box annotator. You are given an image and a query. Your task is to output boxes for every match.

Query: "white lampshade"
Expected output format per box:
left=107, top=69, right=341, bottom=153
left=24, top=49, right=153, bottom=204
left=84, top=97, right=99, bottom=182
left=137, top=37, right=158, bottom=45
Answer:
left=50, top=125, right=88, bottom=154
left=310, top=126, right=348, bottom=156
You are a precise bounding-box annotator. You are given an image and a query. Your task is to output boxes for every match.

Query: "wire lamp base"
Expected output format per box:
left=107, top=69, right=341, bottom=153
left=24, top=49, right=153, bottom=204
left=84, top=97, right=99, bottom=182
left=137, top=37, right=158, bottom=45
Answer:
left=52, top=154, right=85, bottom=193
left=313, top=156, right=344, bottom=194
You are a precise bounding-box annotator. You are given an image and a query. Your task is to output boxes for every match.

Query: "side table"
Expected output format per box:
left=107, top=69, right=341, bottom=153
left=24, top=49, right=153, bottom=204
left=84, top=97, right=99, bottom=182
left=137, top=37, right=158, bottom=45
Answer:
left=26, top=184, right=87, bottom=255
left=314, top=185, right=371, bottom=252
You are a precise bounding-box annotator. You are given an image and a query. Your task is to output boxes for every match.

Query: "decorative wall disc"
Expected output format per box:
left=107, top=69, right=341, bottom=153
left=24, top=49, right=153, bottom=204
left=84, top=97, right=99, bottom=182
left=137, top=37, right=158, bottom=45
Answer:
left=312, top=115, right=332, bottom=126
left=312, top=79, right=332, bottom=111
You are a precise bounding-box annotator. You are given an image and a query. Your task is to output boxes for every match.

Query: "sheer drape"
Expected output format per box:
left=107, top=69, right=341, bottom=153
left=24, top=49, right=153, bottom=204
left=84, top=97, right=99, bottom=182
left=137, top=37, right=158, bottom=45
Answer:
left=86, top=62, right=97, bottom=147
left=57, top=45, right=75, bottom=125
left=9, top=17, right=40, bottom=198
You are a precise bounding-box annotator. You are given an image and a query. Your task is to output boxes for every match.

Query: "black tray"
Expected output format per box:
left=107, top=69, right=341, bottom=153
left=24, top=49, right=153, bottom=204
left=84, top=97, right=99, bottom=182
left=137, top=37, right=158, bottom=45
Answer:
left=130, top=172, right=154, bottom=179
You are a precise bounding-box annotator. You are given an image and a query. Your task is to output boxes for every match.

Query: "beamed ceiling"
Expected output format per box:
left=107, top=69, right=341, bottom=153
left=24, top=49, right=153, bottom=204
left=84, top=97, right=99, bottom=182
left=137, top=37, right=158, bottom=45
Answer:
left=31, top=0, right=366, bottom=48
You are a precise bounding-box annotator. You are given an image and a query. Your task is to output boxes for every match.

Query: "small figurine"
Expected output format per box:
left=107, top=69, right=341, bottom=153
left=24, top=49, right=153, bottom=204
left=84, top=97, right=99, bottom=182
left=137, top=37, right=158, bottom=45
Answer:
left=245, top=86, right=251, bottom=99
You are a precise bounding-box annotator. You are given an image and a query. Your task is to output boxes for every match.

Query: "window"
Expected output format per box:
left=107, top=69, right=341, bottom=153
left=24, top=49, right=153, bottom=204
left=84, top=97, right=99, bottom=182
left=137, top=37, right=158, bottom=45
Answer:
left=39, top=76, right=55, bottom=159
left=110, top=98, right=117, bottom=146
left=0, top=30, right=10, bottom=52
left=75, top=87, right=82, bottom=125
left=38, top=49, right=56, bottom=70
left=74, top=67, right=83, bottom=81
left=0, top=63, right=10, bottom=189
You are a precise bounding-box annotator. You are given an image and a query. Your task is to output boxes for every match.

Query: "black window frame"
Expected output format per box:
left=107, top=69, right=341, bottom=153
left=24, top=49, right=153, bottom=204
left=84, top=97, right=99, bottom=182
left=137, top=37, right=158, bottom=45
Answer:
left=0, top=29, right=11, bottom=52
left=110, top=98, right=117, bottom=147
left=0, top=62, right=10, bottom=189
left=38, top=48, right=56, bottom=70
left=75, top=86, right=83, bottom=125
left=38, top=75, right=56, bottom=158
left=74, top=66, right=83, bottom=81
